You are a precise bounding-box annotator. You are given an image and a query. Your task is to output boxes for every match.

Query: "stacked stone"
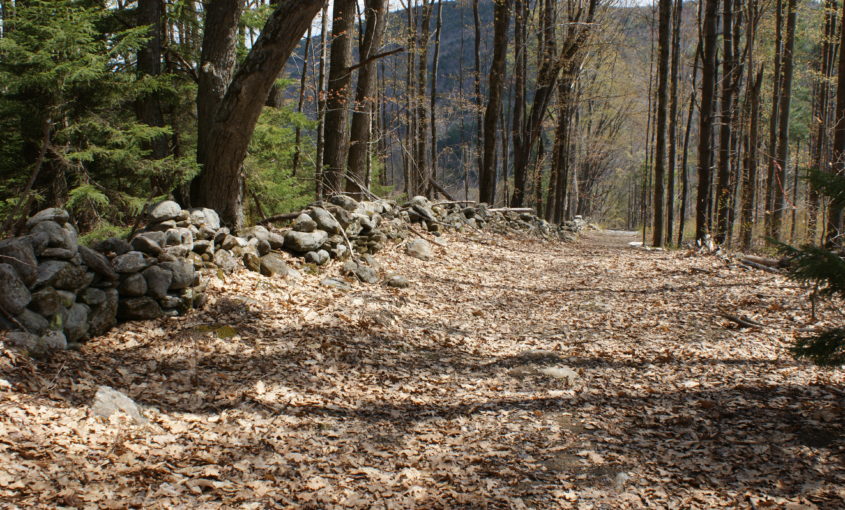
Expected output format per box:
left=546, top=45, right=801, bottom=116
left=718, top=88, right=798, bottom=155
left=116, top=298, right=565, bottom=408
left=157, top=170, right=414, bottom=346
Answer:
left=0, top=208, right=120, bottom=353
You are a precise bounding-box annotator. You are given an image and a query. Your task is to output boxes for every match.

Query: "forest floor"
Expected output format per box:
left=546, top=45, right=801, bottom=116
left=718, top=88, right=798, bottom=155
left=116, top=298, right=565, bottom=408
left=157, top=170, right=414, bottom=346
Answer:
left=1, top=229, right=844, bottom=509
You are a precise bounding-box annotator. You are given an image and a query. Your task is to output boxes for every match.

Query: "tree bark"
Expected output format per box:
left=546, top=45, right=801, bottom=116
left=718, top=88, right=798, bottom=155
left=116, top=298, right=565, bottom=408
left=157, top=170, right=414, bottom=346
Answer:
left=695, top=0, right=718, bottom=242
left=665, top=0, right=682, bottom=245
left=479, top=0, right=509, bottom=204
left=136, top=0, right=168, bottom=167
left=652, top=0, right=672, bottom=246
left=347, top=0, right=387, bottom=196
left=322, top=0, right=357, bottom=196
left=828, top=0, right=845, bottom=247
left=191, top=0, right=323, bottom=229
left=771, top=0, right=797, bottom=241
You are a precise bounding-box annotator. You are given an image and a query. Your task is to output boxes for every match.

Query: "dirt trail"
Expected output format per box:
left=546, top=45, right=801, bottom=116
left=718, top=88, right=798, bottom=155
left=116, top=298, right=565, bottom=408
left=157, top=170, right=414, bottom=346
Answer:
left=1, top=230, right=843, bottom=508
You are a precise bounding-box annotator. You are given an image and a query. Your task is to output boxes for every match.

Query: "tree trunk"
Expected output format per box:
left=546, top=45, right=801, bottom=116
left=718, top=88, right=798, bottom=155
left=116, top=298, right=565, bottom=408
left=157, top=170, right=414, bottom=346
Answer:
left=652, top=0, right=672, bottom=246
left=771, top=0, right=797, bottom=241
left=480, top=0, right=509, bottom=205
left=740, top=67, right=764, bottom=250
left=136, top=0, right=168, bottom=170
left=666, top=0, right=682, bottom=245
left=715, top=0, right=736, bottom=244
left=765, top=0, right=784, bottom=237
left=828, top=0, right=845, bottom=247
left=191, top=0, right=323, bottom=229
left=429, top=0, right=444, bottom=194
left=347, top=0, right=387, bottom=196
left=322, top=0, right=356, bottom=196
left=315, top=4, right=329, bottom=200
left=695, top=0, right=718, bottom=242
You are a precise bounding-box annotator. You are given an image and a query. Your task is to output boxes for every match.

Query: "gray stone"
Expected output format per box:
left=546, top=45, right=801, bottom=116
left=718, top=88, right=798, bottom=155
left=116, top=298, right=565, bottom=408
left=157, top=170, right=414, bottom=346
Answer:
left=40, top=247, right=77, bottom=259
left=342, top=260, right=378, bottom=284
left=405, top=239, right=433, bottom=261
left=385, top=274, right=410, bottom=288
left=26, top=208, right=69, bottom=228
left=284, top=229, right=328, bottom=253
left=409, top=196, right=436, bottom=223
left=142, top=265, right=172, bottom=299
left=91, top=385, right=146, bottom=425
left=148, top=200, right=182, bottom=222
left=136, top=230, right=166, bottom=246
left=63, top=303, right=89, bottom=342
left=118, top=273, right=147, bottom=297
left=329, top=194, right=359, bottom=211
left=164, top=228, right=183, bottom=246
left=6, top=332, right=42, bottom=352
left=158, top=294, right=184, bottom=310
left=131, top=235, right=162, bottom=256
left=267, top=232, right=286, bottom=250
left=93, top=237, right=131, bottom=256
left=0, top=263, right=31, bottom=315
left=148, top=219, right=177, bottom=232
left=15, top=308, right=49, bottom=335
left=112, top=251, right=151, bottom=273
left=33, top=261, right=91, bottom=291
left=310, top=208, right=342, bottom=234
left=304, top=250, right=330, bottom=266
left=220, top=234, right=240, bottom=251
left=197, top=225, right=217, bottom=241
left=164, top=245, right=189, bottom=258
left=320, top=278, right=352, bottom=290
left=293, top=213, right=317, bottom=233
left=192, top=240, right=213, bottom=254
left=256, top=239, right=271, bottom=256
left=30, top=287, right=65, bottom=316
left=243, top=252, right=260, bottom=272
left=89, top=289, right=118, bottom=336
left=0, top=237, right=38, bottom=285
left=30, top=221, right=77, bottom=252
left=240, top=225, right=270, bottom=242
left=259, top=253, right=288, bottom=277
left=118, top=297, right=162, bottom=320
left=80, top=287, right=106, bottom=306
left=188, top=208, right=221, bottom=230
left=213, top=250, right=238, bottom=274
left=159, top=260, right=194, bottom=290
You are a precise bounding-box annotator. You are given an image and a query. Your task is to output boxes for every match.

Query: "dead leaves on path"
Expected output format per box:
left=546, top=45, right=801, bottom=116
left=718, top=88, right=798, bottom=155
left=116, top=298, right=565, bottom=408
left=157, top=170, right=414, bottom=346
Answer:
left=0, top=230, right=844, bottom=508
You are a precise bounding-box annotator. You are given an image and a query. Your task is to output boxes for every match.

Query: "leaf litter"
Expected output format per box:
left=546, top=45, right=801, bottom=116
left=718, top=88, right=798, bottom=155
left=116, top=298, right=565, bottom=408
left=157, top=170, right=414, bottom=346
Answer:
left=0, top=229, right=843, bottom=508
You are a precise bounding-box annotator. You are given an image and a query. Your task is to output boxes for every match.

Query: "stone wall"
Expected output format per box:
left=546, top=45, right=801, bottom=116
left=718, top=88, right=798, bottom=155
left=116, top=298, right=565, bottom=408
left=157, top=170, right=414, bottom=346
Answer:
left=0, top=196, right=584, bottom=354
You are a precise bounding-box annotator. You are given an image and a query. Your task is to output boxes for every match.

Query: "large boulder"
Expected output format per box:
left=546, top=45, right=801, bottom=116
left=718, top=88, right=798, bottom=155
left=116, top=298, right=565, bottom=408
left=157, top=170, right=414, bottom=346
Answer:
left=311, top=207, right=342, bottom=234
left=0, top=237, right=38, bottom=285
left=284, top=229, right=328, bottom=253
left=148, top=200, right=182, bottom=223
left=159, top=260, right=194, bottom=290
left=34, top=260, right=91, bottom=291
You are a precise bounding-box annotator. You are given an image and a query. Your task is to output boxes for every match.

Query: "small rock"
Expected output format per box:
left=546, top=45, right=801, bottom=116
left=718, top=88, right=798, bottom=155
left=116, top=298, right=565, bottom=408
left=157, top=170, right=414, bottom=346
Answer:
left=91, top=385, right=147, bottom=425
left=538, top=366, right=580, bottom=386
left=342, top=260, right=378, bottom=283
left=0, top=263, right=31, bottom=315
left=41, top=330, right=68, bottom=350
left=213, top=250, right=238, bottom=274
left=267, top=232, right=285, bottom=250
left=118, top=297, right=162, bottom=320
left=94, top=237, right=132, bottom=256
left=259, top=253, right=289, bottom=277
left=30, top=287, right=65, bottom=316
left=80, top=287, right=106, bottom=306
left=131, top=235, right=163, bottom=256
left=63, top=303, right=89, bottom=342
left=79, top=245, right=119, bottom=281
left=159, top=260, right=194, bottom=290
left=142, top=265, right=172, bottom=299
left=0, top=237, right=38, bottom=285
left=40, top=247, right=77, bottom=259
left=256, top=239, right=271, bottom=256
left=243, top=252, right=261, bottom=272
left=112, top=251, right=152, bottom=273
left=240, top=225, right=270, bottom=242
left=188, top=208, right=221, bottom=230
left=304, top=250, right=330, bottom=266
left=26, top=208, right=69, bottom=228
left=385, top=274, right=410, bottom=288
left=329, top=194, right=359, bottom=212
left=30, top=221, right=77, bottom=252
left=320, top=278, right=351, bottom=290
left=293, top=213, right=317, bottom=233
left=88, top=289, right=118, bottom=336
left=118, top=273, right=147, bottom=297
left=14, top=308, right=49, bottom=335
left=148, top=200, right=182, bottom=222
left=192, top=240, right=213, bottom=255
left=405, top=239, right=433, bottom=261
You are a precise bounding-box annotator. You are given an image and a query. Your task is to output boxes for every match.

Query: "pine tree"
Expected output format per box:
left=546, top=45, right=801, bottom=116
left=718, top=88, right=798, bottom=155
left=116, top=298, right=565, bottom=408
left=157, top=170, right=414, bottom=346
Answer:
left=780, top=170, right=845, bottom=366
